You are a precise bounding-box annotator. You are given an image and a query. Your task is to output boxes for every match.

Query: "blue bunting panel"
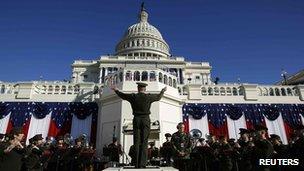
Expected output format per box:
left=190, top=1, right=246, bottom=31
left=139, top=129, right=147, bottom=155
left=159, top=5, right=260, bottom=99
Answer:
left=183, top=103, right=304, bottom=128
left=0, top=102, right=99, bottom=129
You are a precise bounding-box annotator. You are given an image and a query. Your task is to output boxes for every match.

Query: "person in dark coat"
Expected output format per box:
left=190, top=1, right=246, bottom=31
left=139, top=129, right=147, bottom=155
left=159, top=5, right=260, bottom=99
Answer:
left=112, top=82, right=166, bottom=168
left=252, top=125, right=274, bottom=171
left=218, top=135, right=233, bottom=171
left=107, top=137, right=122, bottom=163
left=0, top=127, right=25, bottom=171
left=237, top=128, right=254, bottom=171
left=23, top=134, right=45, bottom=171
left=171, top=122, right=192, bottom=171
left=160, top=133, right=173, bottom=166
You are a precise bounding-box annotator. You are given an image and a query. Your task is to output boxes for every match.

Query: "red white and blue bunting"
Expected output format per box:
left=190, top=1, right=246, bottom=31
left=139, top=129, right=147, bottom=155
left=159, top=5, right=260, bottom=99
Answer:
left=183, top=103, right=304, bottom=144
left=0, top=102, right=99, bottom=145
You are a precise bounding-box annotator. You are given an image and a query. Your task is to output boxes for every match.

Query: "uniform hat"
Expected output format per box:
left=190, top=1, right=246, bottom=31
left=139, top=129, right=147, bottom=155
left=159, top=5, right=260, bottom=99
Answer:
left=165, top=133, right=172, bottom=137
left=228, top=138, right=235, bottom=143
left=239, top=128, right=250, bottom=135
left=136, top=82, right=148, bottom=87
left=270, top=134, right=280, bottom=140
left=254, top=125, right=268, bottom=131
left=32, top=134, right=43, bottom=141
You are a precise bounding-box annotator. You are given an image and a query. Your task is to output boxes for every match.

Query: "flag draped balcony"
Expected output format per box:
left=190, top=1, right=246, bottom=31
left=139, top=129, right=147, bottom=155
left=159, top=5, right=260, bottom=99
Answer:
left=183, top=103, right=304, bottom=144
left=0, top=102, right=99, bottom=145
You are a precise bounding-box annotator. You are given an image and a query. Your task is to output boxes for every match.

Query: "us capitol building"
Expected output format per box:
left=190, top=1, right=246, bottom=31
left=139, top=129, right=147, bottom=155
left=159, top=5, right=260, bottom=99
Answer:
left=1, top=5, right=304, bottom=160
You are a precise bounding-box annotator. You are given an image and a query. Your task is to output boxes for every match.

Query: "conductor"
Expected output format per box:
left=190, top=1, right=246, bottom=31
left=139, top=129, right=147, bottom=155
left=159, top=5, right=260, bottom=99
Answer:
left=111, top=82, right=166, bottom=168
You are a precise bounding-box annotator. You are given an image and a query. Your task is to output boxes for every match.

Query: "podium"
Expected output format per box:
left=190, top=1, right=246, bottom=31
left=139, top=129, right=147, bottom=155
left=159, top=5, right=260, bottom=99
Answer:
left=103, top=166, right=178, bottom=171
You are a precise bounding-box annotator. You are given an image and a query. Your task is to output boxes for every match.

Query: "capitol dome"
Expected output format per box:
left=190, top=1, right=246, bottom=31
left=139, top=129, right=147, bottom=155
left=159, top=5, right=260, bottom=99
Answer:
left=115, top=5, right=170, bottom=58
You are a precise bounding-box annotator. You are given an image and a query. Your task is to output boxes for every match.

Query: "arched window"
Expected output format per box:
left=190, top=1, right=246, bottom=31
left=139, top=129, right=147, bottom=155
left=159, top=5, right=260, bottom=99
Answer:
left=201, top=87, right=207, bottom=95
left=262, top=88, right=268, bottom=96
left=141, top=71, right=148, bottom=81
left=126, top=71, right=132, bottom=81
left=164, top=75, right=168, bottom=84
left=1, top=85, right=5, bottom=94
left=134, top=71, right=140, bottom=81
left=178, top=87, right=182, bottom=95
left=119, top=72, right=123, bottom=82
left=159, top=73, right=163, bottom=82
left=41, top=85, right=47, bottom=94
left=287, top=88, right=293, bottom=96
left=238, top=87, right=244, bottom=95
left=257, top=87, right=263, bottom=96
left=208, top=87, right=213, bottom=95
left=220, top=87, right=225, bottom=95
left=293, top=87, right=299, bottom=96
left=149, top=71, right=156, bottom=81
left=226, top=87, right=232, bottom=95
left=275, top=88, right=280, bottom=96
left=214, top=87, right=219, bottom=95
left=68, top=86, right=73, bottom=94
left=61, top=86, right=66, bottom=94
left=233, top=87, right=238, bottom=96
left=269, top=88, right=274, bottom=96
left=169, top=77, right=172, bottom=86
left=48, top=86, right=53, bottom=94
left=281, top=88, right=286, bottom=96
left=55, top=86, right=60, bottom=94
left=74, top=85, right=80, bottom=94
left=173, top=79, right=177, bottom=88
left=13, top=84, right=19, bottom=94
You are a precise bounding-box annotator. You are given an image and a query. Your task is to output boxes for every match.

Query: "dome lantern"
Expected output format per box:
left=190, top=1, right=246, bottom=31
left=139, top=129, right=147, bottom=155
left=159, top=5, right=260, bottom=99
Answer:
left=115, top=4, right=170, bottom=58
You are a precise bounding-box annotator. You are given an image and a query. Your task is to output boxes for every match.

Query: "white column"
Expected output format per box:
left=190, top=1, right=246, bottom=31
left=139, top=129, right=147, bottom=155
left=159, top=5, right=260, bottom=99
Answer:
left=104, top=67, right=108, bottom=77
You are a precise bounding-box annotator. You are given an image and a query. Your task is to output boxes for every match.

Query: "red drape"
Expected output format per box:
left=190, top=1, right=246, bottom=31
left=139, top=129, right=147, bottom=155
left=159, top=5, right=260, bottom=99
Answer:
left=208, top=121, right=228, bottom=138
left=6, top=119, right=31, bottom=141
left=48, top=119, right=72, bottom=138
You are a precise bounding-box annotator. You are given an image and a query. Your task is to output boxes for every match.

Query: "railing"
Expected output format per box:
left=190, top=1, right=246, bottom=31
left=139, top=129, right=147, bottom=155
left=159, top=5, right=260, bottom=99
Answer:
left=103, top=68, right=178, bottom=88
left=0, top=82, right=100, bottom=96
left=257, top=85, right=300, bottom=97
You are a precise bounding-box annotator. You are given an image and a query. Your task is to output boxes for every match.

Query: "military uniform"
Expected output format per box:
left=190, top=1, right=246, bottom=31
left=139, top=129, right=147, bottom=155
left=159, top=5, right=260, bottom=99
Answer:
left=0, top=141, right=25, bottom=171
left=108, top=142, right=122, bottom=162
left=171, top=131, right=191, bottom=171
left=114, top=82, right=165, bottom=168
left=252, top=125, right=274, bottom=171
left=160, top=134, right=174, bottom=166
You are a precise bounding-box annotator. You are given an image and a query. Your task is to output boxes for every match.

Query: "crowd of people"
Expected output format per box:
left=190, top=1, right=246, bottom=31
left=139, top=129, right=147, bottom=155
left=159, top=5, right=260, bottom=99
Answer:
left=1, top=122, right=304, bottom=171
left=129, top=122, right=304, bottom=171
left=0, top=129, right=97, bottom=171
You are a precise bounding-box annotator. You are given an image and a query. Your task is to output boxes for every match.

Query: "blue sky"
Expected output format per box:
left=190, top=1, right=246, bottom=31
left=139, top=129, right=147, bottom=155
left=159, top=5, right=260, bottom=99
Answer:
left=0, top=0, right=303, bottom=84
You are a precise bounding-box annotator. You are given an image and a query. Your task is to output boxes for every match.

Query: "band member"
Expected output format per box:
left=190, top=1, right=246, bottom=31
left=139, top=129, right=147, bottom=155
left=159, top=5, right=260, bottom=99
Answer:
left=112, top=82, right=166, bottom=168
left=252, top=125, right=274, bottom=171
left=148, top=141, right=159, bottom=160
left=107, top=137, right=122, bottom=163
left=24, top=134, right=45, bottom=171
left=218, top=135, right=233, bottom=171
left=171, top=122, right=191, bottom=171
left=0, top=127, right=25, bottom=171
left=160, top=133, right=173, bottom=166
left=237, top=128, right=253, bottom=171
